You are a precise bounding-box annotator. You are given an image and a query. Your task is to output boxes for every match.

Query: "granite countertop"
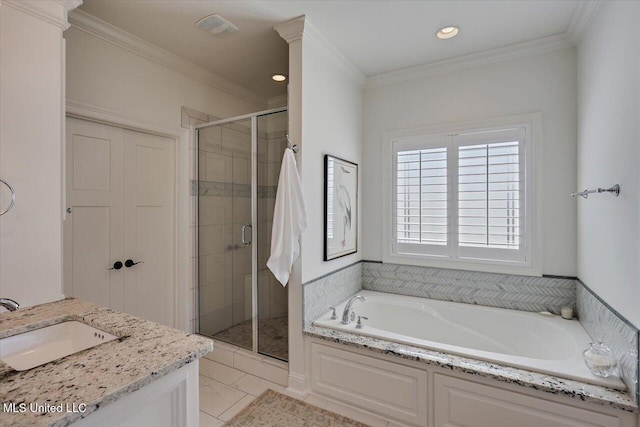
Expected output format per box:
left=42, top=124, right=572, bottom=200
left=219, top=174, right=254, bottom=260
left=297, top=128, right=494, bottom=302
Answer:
left=0, top=298, right=213, bottom=427
left=304, top=325, right=639, bottom=413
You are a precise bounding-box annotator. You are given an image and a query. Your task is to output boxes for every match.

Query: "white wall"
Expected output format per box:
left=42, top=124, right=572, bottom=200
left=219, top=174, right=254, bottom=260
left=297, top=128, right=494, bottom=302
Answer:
left=65, top=26, right=263, bottom=128
left=577, top=1, right=640, bottom=328
left=299, top=31, right=363, bottom=283
left=362, top=48, right=577, bottom=276
left=0, top=1, right=77, bottom=308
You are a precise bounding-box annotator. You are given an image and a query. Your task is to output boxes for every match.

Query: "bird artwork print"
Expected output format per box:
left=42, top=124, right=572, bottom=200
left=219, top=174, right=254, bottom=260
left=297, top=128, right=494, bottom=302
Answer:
left=335, top=165, right=352, bottom=249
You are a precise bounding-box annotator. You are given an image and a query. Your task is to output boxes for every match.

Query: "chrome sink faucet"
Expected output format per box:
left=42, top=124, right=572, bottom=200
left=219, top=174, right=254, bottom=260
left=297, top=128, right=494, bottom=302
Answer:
left=341, top=295, right=365, bottom=324
left=0, top=298, right=19, bottom=312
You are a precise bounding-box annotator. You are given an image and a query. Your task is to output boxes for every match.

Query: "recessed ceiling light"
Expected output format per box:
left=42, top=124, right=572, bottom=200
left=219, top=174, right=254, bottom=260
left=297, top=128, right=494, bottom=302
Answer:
left=437, top=26, right=459, bottom=40
left=272, top=74, right=287, bottom=82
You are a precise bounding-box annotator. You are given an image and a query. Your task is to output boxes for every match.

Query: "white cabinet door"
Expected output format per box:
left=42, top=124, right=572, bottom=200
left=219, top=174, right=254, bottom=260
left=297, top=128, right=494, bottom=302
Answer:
left=65, top=118, right=175, bottom=327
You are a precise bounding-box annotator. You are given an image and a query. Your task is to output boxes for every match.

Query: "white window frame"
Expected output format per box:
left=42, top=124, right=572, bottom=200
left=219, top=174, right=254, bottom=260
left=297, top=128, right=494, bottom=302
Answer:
left=382, top=113, right=542, bottom=276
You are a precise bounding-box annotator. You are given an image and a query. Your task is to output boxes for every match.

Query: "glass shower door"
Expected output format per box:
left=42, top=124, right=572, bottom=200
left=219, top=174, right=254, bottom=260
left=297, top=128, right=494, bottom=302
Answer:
left=197, top=118, right=253, bottom=350
left=257, top=111, right=289, bottom=361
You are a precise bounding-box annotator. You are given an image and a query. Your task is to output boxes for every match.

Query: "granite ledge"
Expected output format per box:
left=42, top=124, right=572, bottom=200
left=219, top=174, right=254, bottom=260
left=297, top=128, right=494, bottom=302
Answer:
left=0, top=298, right=213, bottom=427
left=304, top=325, right=638, bottom=413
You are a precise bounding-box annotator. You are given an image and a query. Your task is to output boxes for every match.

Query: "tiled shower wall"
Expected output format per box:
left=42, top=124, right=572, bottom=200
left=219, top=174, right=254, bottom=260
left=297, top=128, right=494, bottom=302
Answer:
left=576, top=282, right=639, bottom=404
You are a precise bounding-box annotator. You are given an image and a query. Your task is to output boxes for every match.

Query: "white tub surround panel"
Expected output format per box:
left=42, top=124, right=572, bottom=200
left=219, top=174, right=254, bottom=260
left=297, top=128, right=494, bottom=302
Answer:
left=577, top=282, right=639, bottom=405
left=303, top=327, right=637, bottom=414
left=0, top=0, right=81, bottom=308
left=303, top=262, right=362, bottom=328
left=363, top=261, right=575, bottom=314
left=314, top=290, right=624, bottom=390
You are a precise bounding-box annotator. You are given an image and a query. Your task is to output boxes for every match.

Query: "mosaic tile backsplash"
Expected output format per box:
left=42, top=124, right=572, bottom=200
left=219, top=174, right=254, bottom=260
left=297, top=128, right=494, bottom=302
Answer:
left=362, top=262, right=576, bottom=314
left=303, top=262, right=362, bottom=328
left=576, top=282, right=639, bottom=404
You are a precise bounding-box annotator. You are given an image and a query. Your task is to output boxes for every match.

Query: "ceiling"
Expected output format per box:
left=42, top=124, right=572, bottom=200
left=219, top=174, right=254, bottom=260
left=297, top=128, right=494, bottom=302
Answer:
left=78, top=0, right=582, bottom=100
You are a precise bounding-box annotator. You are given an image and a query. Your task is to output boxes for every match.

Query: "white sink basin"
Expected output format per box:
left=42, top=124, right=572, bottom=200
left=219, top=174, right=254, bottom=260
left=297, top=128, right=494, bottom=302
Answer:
left=0, top=321, right=118, bottom=371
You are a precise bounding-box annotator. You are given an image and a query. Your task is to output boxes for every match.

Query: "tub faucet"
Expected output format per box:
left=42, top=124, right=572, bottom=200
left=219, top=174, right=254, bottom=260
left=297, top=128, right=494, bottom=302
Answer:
left=341, top=295, right=365, bottom=324
left=0, top=298, right=19, bottom=312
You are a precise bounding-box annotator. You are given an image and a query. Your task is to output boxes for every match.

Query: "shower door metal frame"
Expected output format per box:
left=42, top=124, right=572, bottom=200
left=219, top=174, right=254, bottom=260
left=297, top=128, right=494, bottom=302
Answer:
left=195, top=107, right=287, bottom=355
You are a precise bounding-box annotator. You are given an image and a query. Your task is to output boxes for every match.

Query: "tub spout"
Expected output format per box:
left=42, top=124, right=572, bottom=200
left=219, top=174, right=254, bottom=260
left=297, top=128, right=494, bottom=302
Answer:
left=341, top=295, right=365, bottom=324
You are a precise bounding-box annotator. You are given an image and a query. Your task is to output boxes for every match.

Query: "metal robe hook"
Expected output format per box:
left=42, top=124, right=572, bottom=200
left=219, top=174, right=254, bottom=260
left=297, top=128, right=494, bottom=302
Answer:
left=285, top=134, right=299, bottom=153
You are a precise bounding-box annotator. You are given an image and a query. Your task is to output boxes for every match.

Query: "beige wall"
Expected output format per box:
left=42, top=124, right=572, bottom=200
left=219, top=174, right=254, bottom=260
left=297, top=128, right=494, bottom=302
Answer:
left=0, top=1, right=78, bottom=308
left=65, top=25, right=264, bottom=127
left=362, top=48, right=578, bottom=276
left=577, top=1, right=640, bottom=328
left=300, top=30, right=364, bottom=283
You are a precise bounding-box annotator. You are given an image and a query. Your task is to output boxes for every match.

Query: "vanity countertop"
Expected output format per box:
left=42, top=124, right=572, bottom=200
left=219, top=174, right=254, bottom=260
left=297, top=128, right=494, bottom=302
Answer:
left=304, top=325, right=639, bottom=413
left=0, top=298, right=213, bottom=427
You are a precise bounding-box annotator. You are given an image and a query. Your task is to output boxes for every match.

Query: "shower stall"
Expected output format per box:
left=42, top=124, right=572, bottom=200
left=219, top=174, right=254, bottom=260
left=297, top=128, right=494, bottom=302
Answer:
left=196, top=108, right=289, bottom=361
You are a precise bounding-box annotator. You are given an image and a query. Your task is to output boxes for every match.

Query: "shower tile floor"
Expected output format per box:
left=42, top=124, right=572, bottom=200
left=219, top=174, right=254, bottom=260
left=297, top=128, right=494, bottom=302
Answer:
left=198, top=356, right=395, bottom=427
left=211, top=316, right=289, bottom=361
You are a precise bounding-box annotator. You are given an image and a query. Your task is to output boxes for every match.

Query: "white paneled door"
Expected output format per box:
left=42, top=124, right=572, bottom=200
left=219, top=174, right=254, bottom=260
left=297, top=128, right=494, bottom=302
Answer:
left=64, top=118, right=175, bottom=327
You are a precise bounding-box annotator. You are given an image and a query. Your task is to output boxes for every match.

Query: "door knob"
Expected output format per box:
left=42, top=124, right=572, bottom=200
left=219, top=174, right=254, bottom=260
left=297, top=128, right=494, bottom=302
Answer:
left=124, top=259, right=144, bottom=268
left=108, top=261, right=123, bottom=270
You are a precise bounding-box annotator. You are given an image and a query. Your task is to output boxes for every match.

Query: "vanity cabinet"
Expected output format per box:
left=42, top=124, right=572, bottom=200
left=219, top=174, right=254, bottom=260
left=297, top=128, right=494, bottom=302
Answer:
left=73, top=362, right=199, bottom=427
left=305, top=337, right=638, bottom=427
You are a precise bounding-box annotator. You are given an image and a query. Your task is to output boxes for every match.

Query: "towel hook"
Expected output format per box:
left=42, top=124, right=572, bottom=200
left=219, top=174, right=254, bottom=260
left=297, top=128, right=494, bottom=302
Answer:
left=285, top=134, right=299, bottom=153
left=0, top=179, right=16, bottom=216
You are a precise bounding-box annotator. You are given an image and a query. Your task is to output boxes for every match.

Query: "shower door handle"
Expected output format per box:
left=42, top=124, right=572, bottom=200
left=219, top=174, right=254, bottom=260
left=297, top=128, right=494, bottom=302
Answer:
left=241, top=223, right=252, bottom=246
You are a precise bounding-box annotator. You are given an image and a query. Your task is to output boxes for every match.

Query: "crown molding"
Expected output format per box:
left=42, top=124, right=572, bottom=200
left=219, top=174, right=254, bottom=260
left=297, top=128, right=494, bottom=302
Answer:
left=365, top=33, right=573, bottom=89
left=61, top=0, right=83, bottom=12
left=303, top=19, right=366, bottom=87
left=567, top=0, right=602, bottom=44
left=274, top=16, right=306, bottom=43
left=2, top=0, right=81, bottom=30
left=68, top=9, right=267, bottom=109
left=275, top=15, right=365, bottom=87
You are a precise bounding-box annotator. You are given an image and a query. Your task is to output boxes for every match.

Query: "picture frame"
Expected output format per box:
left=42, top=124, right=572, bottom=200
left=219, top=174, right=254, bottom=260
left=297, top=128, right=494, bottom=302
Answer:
left=324, top=155, right=358, bottom=261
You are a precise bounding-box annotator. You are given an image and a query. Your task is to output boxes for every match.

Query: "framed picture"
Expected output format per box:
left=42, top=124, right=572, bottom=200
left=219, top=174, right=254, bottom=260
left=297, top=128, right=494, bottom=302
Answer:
left=324, top=155, right=358, bottom=261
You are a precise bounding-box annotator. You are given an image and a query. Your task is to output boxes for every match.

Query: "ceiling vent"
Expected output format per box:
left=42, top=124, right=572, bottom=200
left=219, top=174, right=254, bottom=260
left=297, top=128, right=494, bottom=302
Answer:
left=195, top=14, right=239, bottom=37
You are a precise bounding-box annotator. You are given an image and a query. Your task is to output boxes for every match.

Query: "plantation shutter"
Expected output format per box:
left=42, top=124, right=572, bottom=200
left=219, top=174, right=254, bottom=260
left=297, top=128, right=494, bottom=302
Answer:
left=392, top=126, right=527, bottom=263
left=393, top=135, right=449, bottom=256
left=456, top=128, right=525, bottom=262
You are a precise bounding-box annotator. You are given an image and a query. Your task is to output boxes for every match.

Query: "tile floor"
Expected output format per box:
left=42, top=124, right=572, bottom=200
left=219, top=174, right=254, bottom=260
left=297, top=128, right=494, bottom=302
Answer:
left=198, top=356, right=405, bottom=427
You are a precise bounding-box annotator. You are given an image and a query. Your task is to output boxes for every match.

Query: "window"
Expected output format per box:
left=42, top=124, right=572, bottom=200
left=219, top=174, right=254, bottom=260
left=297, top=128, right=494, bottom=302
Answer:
left=390, top=123, right=534, bottom=268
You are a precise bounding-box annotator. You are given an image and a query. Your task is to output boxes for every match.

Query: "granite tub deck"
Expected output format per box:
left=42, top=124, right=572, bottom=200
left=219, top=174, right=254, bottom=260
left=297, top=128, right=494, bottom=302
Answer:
left=304, top=325, right=639, bottom=413
left=0, top=298, right=213, bottom=427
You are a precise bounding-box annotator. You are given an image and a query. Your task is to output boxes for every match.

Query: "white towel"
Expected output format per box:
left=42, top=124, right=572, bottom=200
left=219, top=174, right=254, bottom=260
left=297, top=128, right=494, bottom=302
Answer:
left=267, top=149, right=308, bottom=286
